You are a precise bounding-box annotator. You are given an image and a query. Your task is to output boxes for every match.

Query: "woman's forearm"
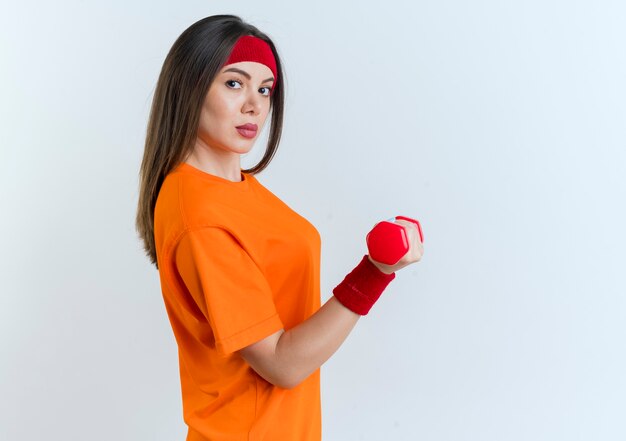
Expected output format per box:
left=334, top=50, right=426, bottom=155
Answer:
left=275, top=295, right=361, bottom=388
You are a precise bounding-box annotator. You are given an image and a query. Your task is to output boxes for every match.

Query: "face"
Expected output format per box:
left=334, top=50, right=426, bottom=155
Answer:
left=196, top=61, right=275, bottom=156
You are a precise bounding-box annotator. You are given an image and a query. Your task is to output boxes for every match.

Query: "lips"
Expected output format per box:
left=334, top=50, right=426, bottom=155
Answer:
left=236, top=123, right=258, bottom=131
left=236, top=123, right=258, bottom=139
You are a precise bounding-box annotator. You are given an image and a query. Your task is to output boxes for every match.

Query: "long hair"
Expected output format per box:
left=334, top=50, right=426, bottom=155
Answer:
left=135, top=15, right=286, bottom=269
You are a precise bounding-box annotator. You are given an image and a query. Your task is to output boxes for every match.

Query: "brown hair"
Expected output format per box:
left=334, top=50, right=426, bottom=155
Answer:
left=135, top=15, right=286, bottom=269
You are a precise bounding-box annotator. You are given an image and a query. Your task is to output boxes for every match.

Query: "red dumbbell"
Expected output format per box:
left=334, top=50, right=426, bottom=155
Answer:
left=366, top=215, right=424, bottom=265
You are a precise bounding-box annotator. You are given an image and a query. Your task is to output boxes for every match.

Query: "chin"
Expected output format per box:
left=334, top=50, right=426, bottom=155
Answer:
left=234, top=138, right=256, bottom=153
left=232, top=142, right=256, bottom=154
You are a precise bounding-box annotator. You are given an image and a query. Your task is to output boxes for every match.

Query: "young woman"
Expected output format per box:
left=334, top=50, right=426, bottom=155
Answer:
left=135, top=14, right=423, bottom=441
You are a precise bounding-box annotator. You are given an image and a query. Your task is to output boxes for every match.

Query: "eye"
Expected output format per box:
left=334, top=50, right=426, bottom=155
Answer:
left=225, top=79, right=243, bottom=89
left=260, top=86, right=272, bottom=97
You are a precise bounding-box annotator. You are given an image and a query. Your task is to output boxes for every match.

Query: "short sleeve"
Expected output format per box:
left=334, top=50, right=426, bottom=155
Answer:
left=174, top=227, right=284, bottom=356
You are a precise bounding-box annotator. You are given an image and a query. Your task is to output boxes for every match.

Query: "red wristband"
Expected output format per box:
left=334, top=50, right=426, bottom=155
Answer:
left=332, top=255, right=396, bottom=315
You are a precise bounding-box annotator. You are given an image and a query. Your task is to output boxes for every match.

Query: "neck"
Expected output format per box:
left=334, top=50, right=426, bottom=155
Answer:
left=185, top=143, right=243, bottom=182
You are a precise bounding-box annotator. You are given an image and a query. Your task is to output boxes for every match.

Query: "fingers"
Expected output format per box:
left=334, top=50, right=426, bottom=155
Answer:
left=394, top=219, right=424, bottom=261
left=395, top=219, right=422, bottom=244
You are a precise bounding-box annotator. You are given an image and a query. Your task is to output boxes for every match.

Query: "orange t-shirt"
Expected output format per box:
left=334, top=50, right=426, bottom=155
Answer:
left=153, top=162, right=322, bottom=441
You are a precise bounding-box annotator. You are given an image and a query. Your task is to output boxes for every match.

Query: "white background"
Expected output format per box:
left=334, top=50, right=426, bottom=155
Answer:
left=1, top=1, right=625, bottom=440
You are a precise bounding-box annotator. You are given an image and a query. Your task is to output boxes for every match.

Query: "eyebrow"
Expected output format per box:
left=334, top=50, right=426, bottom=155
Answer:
left=222, top=67, right=275, bottom=84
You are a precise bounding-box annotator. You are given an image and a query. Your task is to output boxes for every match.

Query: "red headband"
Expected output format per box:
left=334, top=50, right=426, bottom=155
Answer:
left=223, top=35, right=278, bottom=94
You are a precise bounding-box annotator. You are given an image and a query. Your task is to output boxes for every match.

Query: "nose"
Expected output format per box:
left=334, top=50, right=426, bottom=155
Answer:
left=242, top=89, right=263, bottom=114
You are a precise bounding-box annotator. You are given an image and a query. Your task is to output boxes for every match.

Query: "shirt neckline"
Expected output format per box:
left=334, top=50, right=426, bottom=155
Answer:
left=174, top=162, right=251, bottom=190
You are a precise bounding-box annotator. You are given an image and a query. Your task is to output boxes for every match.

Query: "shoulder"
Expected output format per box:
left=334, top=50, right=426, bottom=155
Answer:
left=159, top=170, right=244, bottom=229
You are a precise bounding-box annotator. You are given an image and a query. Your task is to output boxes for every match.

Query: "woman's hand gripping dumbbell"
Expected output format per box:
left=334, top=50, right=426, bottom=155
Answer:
left=366, top=215, right=424, bottom=274
left=332, top=215, right=424, bottom=315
